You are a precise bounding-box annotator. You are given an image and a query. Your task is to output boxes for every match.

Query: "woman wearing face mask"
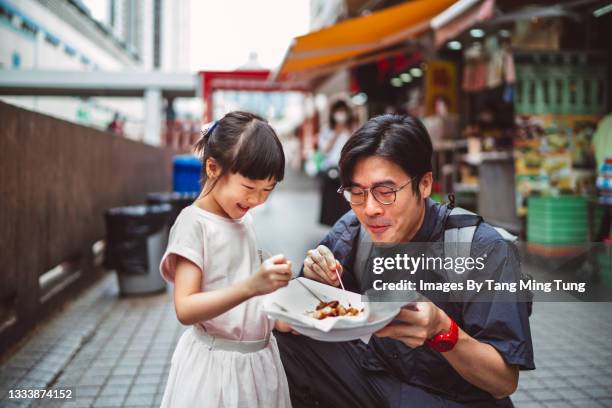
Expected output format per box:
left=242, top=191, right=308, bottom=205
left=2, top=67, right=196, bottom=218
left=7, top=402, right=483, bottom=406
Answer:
left=318, top=100, right=354, bottom=226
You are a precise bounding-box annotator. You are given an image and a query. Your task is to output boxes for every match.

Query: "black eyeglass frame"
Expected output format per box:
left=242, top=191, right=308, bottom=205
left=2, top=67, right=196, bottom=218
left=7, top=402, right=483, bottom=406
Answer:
left=337, top=177, right=416, bottom=206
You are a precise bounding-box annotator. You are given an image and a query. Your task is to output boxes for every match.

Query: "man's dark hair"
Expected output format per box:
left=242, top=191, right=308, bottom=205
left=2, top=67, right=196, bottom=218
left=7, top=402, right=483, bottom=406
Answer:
left=339, top=114, right=432, bottom=198
left=194, top=111, right=285, bottom=194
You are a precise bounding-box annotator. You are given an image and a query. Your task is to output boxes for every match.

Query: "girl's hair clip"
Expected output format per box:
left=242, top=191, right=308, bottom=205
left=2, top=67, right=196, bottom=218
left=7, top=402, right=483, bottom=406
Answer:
left=207, top=120, right=218, bottom=136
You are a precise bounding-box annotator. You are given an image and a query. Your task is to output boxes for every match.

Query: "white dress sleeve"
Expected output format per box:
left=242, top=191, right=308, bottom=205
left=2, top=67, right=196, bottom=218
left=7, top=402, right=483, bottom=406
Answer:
left=159, top=214, right=206, bottom=283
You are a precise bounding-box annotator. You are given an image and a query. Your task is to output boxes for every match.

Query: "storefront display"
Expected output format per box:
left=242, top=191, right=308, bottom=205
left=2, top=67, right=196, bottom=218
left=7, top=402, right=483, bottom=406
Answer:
left=514, top=115, right=598, bottom=216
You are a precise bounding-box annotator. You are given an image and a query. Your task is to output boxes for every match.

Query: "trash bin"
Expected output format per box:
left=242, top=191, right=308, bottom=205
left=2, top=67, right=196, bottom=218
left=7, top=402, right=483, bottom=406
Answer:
left=173, top=155, right=202, bottom=194
left=104, top=204, right=172, bottom=295
left=146, top=191, right=198, bottom=227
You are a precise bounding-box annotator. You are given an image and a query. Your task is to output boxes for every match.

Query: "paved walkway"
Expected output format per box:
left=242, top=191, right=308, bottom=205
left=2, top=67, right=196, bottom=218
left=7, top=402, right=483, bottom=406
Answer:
left=1, top=171, right=611, bottom=407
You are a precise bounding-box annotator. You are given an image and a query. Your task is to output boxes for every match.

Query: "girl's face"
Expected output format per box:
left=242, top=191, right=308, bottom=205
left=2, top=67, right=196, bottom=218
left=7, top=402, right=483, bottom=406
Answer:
left=212, top=172, right=276, bottom=219
left=200, top=157, right=276, bottom=219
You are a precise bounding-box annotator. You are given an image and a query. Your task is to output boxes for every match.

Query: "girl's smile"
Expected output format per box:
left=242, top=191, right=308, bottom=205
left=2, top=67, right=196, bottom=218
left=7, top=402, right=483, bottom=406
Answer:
left=237, top=203, right=250, bottom=213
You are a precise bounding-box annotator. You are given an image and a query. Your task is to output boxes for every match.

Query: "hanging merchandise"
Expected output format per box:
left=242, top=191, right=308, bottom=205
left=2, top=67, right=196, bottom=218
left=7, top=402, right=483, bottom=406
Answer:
left=486, top=37, right=504, bottom=89
left=462, top=42, right=488, bottom=93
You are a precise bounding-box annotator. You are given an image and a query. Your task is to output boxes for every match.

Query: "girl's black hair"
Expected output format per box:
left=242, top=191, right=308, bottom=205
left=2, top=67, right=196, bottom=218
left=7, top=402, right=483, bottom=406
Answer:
left=339, top=114, right=432, bottom=198
left=194, top=111, right=285, bottom=193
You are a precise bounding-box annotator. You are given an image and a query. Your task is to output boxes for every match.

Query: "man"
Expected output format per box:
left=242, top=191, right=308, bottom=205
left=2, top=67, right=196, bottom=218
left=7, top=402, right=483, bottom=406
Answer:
left=276, top=115, right=534, bottom=407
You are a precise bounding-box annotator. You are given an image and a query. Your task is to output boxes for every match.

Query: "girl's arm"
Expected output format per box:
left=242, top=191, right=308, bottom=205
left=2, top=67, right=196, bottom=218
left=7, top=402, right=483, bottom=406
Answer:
left=173, top=255, right=291, bottom=325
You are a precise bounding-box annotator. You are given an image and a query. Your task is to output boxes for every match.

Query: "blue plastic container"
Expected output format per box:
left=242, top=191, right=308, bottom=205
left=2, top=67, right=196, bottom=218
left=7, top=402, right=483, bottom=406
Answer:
left=173, top=155, right=202, bottom=194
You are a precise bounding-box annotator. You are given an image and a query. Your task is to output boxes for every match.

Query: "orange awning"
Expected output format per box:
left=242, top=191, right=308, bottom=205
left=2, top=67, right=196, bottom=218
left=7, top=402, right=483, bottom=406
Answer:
left=277, top=0, right=456, bottom=80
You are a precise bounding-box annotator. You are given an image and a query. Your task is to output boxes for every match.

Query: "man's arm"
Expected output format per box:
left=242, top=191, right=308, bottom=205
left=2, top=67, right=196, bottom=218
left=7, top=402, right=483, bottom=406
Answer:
left=376, top=239, right=532, bottom=399
left=377, top=304, right=518, bottom=398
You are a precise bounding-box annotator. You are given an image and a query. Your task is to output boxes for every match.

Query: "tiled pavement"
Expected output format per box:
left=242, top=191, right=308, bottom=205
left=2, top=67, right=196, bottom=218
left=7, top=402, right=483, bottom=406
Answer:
left=1, top=171, right=612, bottom=407
left=2, top=276, right=611, bottom=408
left=0, top=274, right=180, bottom=408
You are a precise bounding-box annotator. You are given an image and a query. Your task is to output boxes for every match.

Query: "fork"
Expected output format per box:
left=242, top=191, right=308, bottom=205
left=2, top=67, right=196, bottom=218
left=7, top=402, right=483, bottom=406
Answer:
left=295, top=278, right=328, bottom=303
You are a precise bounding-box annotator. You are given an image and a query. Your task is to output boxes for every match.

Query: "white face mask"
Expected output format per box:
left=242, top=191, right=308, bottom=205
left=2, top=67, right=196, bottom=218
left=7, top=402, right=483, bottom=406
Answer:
left=333, top=111, right=348, bottom=125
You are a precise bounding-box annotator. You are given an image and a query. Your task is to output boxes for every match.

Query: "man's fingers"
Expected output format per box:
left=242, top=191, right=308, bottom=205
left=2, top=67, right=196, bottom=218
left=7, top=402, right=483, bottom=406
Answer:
left=375, top=323, right=416, bottom=339
left=375, top=324, right=403, bottom=338
left=376, top=321, right=428, bottom=342
left=311, top=262, right=335, bottom=284
left=390, top=307, right=425, bottom=326
left=317, top=245, right=337, bottom=270
left=393, top=308, right=418, bottom=323
left=310, top=249, right=338, bottom=281
left=308, top=249, right=329, bottom=272
left=303, top=258, right=321, bottom=281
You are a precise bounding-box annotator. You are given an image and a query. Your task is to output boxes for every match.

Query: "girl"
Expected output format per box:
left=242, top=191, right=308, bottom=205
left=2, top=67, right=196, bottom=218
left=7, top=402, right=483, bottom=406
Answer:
left=160, top=111, right=293, bottom=407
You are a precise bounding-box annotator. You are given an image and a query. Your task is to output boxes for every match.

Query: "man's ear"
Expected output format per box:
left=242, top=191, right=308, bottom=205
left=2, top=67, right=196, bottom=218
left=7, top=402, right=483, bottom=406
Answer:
left=205, top=158, right=222, bottom=179
left=419, top=172, right=433, bottom=199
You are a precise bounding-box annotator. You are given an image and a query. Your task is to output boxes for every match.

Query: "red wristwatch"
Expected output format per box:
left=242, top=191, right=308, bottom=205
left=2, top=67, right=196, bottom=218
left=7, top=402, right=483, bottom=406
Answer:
left=426, top=318, right=459, bottom=352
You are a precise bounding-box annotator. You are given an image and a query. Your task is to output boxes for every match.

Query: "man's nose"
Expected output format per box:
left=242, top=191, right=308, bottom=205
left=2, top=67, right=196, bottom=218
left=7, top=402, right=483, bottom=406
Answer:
left=363, top=192, right=383, bottom=217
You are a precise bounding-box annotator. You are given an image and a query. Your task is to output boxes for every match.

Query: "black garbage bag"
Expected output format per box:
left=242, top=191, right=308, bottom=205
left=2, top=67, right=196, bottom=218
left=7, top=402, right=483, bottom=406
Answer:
left=146, top=192, right=198, bottom=226
left=104, top=204, right=172, bottom=275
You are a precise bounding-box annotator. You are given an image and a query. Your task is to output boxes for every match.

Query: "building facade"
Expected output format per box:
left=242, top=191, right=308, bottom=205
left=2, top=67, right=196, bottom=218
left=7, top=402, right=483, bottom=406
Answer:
left=0, top=0, right=191, bottom=140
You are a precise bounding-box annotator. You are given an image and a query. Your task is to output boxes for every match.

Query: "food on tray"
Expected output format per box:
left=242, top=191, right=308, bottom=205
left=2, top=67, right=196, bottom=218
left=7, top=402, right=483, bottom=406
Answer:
left=307, top=300, right=363, bottom=320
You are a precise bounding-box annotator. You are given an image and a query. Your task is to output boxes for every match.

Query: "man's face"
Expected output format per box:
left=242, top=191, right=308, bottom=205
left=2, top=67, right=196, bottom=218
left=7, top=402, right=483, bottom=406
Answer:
left=349, top=156, right=432, bottom=243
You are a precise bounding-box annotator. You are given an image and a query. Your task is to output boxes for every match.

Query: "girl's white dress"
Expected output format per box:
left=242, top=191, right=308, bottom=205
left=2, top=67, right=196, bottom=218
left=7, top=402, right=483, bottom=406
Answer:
left=159, top=205, right=291, bottom=408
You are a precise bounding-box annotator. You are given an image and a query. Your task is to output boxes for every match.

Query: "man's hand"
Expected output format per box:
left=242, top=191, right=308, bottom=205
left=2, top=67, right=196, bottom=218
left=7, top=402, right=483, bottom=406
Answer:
left=375, top=302, right=451, bottom=348
left=303, top=245, right=342, bottom=286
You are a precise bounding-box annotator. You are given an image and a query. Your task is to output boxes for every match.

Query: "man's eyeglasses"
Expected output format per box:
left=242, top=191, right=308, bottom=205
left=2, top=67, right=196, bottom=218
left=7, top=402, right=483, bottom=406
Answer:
left=337, top=178, right=415, bottom=206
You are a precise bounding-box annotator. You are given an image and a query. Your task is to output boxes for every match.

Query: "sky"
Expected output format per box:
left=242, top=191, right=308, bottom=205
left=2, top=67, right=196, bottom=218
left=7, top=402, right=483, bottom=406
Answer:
left=84, top=0, right=311, bottom=72
left=189, top=0, right=311, bottom=71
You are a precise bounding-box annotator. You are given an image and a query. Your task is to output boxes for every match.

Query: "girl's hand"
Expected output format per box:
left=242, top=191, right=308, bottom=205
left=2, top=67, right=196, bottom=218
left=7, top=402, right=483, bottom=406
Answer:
left=249, top=254, right=292, bottom=296
left=303, top=245, right=342, bottom=287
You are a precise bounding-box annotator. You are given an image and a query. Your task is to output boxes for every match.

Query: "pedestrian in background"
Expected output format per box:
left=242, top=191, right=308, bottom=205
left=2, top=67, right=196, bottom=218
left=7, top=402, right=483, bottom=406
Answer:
left=318, top=99, right=354, bottom=226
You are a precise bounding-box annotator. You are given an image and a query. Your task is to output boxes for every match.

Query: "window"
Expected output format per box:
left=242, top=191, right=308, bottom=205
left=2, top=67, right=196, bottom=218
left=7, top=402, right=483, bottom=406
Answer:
left=555, top=79, right=563, bottom=104
left=44, top=32, right=60, bottom=46
left=0, top=5, right=13, bottom=21
left=569, top=78, right=577, bottom=105
left=20, top=18, right=37, bottom=35
left=64, top=45, right=76, bottom=57
left=584, top=79, right=590, bottom=106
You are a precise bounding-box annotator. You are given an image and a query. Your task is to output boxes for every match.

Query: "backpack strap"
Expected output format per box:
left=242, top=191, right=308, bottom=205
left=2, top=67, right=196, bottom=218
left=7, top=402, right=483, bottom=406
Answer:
left=493, top=227, right=518, bottom=244
left=444, top=207, right=482, bottom=265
